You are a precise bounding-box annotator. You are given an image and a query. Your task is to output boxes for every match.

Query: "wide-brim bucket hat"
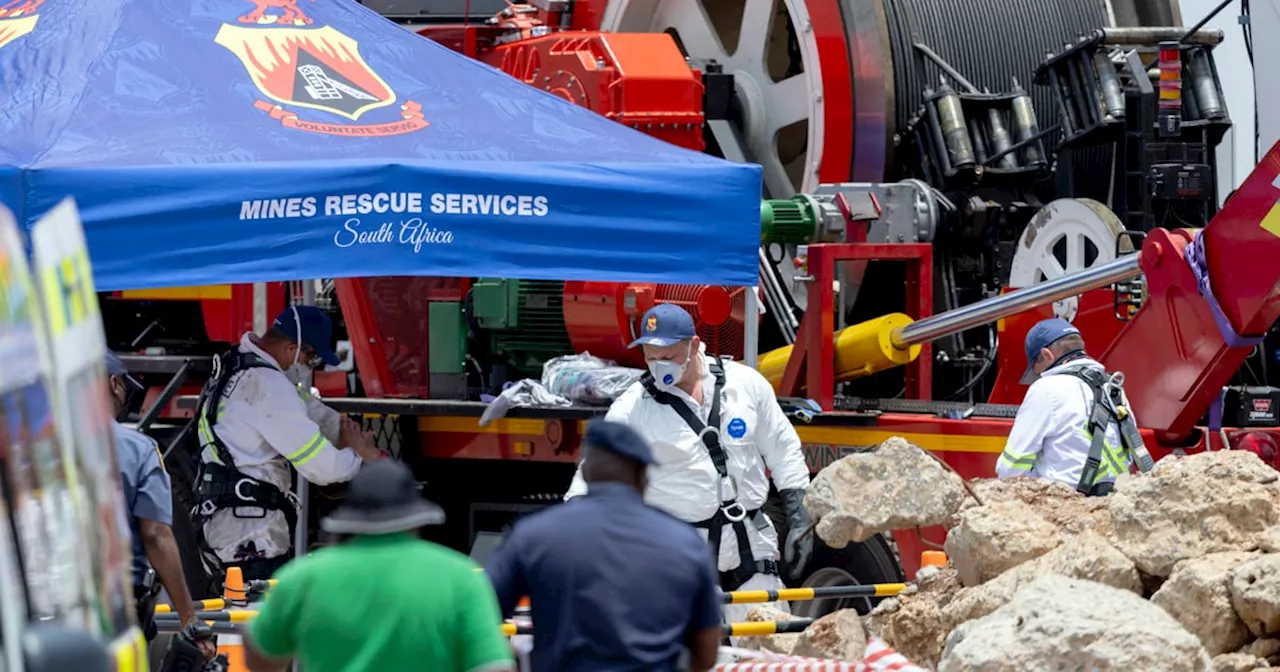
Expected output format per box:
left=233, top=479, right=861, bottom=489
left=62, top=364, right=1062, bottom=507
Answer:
left=321, top=459, right=444, bottom=535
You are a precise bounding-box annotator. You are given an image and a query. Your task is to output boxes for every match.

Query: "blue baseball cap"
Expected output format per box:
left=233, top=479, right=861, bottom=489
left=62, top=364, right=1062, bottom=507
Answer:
left=584, top=420, right=656, bottom=465
left=273, top=305, right=341, bottom=367
left=104, top=351, right=142, bottom=390
left=628, top=304, right=696, bottom=348
left=1020, top=318, right=1081, bottom=384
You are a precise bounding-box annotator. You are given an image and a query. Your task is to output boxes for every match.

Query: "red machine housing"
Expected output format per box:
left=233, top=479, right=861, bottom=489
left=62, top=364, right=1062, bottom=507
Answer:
left=563, top=281, right=748, bottom=367
left=333, top=13, right=744, bottom=397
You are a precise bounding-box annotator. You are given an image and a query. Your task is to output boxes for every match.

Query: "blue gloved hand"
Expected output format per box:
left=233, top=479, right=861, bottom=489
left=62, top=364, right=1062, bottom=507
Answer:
left=779, top=488, right=813, bottom=583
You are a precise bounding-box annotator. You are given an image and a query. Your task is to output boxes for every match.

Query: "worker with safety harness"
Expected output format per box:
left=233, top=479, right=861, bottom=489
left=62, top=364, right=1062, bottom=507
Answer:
left=563, top=304, right=814, bottom=629
left=997, top=318, right=1155, bottom=495
left=194, top=305, right=385, bottom=581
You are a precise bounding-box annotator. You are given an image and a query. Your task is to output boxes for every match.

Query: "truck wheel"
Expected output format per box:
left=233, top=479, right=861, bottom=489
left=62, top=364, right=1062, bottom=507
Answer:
left=791, top=534, right=904, bottom=619
left=762, top=492, right=905, bottom=617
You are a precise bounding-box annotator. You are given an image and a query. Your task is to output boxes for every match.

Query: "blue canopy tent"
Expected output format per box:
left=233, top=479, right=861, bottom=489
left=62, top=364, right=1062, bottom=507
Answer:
left=0, top=0, right=762, bottom=291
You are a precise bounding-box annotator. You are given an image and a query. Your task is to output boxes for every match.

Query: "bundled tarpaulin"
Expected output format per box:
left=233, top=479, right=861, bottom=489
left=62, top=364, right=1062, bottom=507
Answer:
left=715, top=638, right=928, bottom=672
left=0, top=0, right=762, bottom=291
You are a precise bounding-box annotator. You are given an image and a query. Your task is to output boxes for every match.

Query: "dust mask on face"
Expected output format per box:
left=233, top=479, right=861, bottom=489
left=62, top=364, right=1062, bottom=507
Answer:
left=285, top=357, right=313, bottom=388
left=648, top=343, right=692, bottom=391
left=285, top=305, right=313, bottom=389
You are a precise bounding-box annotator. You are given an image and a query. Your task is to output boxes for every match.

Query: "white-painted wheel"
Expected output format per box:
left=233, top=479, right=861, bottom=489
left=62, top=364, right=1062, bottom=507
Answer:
left=599, top=0, right=824, bottom=197
left=1008, top=198, right=1130, bottom=322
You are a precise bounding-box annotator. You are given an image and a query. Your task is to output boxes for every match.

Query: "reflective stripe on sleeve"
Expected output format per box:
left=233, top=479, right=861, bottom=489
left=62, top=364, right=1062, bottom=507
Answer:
left=998, top=450, right=1036, bottom=472
left=196, top=412, right=223, bottom=465
left=286, top=431, right=329, bottom=467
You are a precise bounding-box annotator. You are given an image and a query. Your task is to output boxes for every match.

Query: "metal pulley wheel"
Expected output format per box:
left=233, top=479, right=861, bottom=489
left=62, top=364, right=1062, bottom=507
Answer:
left=596, top=0, right=883, bottom=197
left=1008, top=198, right=1132, bottom=323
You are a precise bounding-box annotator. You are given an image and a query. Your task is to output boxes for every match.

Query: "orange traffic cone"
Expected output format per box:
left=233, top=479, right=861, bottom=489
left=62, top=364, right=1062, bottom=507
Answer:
left=217, top=567, right=249, bottom=672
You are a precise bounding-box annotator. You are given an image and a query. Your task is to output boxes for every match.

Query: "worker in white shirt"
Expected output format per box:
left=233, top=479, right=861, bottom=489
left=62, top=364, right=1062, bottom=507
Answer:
left=194, top=305, right=386, bottom=581
left=997, top=318, right=1153, bottom=496
left=564, top=304, right=814, bottom=626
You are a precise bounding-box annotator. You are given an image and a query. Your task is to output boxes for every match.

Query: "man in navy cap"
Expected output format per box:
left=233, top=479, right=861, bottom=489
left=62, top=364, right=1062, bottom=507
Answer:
left=193, top=305, right=386, bottom=581
left=998, top=317, right=1152, bottom=495
left=106, top=352, right=211, bottom=658
left=485, top=420, right=723, bottom=672
left=563, top=303, right=812, bottom=632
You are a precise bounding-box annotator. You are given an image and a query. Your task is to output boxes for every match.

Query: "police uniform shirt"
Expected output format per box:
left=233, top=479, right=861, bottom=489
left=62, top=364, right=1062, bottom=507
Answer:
left=113, top=420, right=172, bottom=586
left=485, top=482, right=723, bottom=672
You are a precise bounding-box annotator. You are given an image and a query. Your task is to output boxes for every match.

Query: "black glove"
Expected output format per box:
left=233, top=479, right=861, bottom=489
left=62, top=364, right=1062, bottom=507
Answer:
left=779, top=488, right=813, bottom=583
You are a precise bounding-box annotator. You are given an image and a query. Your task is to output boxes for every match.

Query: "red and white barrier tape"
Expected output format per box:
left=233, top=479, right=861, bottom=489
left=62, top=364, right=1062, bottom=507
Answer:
left=714, top=638, right=926, bottom=672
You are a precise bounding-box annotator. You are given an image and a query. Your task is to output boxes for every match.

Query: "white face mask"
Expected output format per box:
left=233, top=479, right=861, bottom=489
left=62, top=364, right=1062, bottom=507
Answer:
left=648, top=344, right=692, bottom=391
left=285, top=305, right=314, bottom=389
left=286, top=360, right=313, bottom=388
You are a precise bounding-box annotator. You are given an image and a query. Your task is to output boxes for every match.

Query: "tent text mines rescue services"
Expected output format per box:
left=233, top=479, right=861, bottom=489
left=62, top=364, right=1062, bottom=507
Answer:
left=236, top=191, right=552, bottom=253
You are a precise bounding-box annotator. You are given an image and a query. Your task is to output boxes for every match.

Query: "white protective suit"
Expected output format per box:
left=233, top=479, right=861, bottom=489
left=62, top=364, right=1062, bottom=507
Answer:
left=996, top=357, right=1130, bottom=489
left=200, top=333, right=363, bottom=563
left=565, top=344, right=811, bottom=625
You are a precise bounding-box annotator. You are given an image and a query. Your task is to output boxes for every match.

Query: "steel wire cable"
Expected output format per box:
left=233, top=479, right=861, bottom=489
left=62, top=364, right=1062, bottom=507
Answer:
left=881, top=0, right=1115, bottom=197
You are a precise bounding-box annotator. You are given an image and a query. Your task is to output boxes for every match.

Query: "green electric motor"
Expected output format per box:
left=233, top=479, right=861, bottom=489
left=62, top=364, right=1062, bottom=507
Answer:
left=760, top=195, right=818, bottom=245
left=470, top=278, right=572, bottom=376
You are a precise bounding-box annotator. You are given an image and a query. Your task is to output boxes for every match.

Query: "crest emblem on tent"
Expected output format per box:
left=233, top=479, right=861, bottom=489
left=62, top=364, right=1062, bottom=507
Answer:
left=0, top=0, right=45, bottom=51
left=215, top=3, right=428, bottom=137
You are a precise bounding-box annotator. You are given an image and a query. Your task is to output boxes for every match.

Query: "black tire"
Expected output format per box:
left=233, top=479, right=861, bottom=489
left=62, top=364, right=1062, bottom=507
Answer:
left=792, top=534, right=904, bottom=618
left=764, top=491, right=905, bottom=617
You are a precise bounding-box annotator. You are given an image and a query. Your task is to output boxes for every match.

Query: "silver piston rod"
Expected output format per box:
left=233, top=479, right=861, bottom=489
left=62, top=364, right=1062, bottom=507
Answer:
left=890, top=255, right=1142, bottom=349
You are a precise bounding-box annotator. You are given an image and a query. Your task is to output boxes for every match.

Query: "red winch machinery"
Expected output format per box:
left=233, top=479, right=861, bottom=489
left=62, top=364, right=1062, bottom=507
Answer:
left=109, top=0, right=1280, bottom=596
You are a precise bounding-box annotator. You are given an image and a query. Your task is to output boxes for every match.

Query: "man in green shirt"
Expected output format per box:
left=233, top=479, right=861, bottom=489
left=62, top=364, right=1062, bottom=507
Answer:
left=244, top=460, right=514, bottom=672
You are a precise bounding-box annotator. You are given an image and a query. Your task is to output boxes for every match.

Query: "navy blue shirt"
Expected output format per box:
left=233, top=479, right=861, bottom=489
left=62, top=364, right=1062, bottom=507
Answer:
left=484, top=482, right=722, bottom=672
left=112, top=421, right=173, bottom=586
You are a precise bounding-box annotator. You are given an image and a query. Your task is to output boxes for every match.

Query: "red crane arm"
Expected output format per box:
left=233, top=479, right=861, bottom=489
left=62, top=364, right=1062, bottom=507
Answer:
left=1101, top=141, right=1280, bottom=440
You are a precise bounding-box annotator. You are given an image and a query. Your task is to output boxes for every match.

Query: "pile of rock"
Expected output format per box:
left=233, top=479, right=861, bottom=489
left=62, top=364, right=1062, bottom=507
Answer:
left=796, top=438, right=1280, bottom=672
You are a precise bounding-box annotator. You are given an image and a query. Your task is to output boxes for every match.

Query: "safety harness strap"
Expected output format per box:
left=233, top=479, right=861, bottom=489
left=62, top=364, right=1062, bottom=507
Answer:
left=1061, top=367, right=1154, bottom=496
left=692, top=508, right=779, bottom=591
left=193, top=349, right=300, bottom=569
left=197, top=462, right=299, bottom=532
left=642, top=358, right=775, bottom=589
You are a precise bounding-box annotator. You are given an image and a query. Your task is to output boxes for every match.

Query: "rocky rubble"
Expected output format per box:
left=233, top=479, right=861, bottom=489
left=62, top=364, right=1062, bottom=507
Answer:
left=738, top=604, right=866, bottom=662
left=801, top=441, right=1280, bottom=671
left=940, top=575, right=1212, bottom=671
left=804, top=437, right=967, bottom=547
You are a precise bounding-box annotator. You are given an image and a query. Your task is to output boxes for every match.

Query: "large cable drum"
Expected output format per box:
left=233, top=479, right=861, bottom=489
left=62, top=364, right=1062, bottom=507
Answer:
left=591, top=0, right=1117, bottom=193
left=881, top=0, right=1110, bottom=141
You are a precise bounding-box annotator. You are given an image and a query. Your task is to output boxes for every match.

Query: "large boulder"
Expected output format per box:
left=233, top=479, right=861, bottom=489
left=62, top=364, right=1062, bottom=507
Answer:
left=938, top=575, right=1212, bottom=671
left=870, top=534, right=1139, bottom=669
left=1230, top=554, right=1280, bottom=637
left=791, top=609, right=866, bottom=662
left=943, top=532, right=1142, bottom=627
left=944, top=501, right=1063, bottom=586
left=1109, top=451, right=1280, bottom=577
left=1151, top=552, right=1258, bottom=655
left=805, top=437, right=967, bottom=547
left=965, top=477, right=1115, bottom=536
